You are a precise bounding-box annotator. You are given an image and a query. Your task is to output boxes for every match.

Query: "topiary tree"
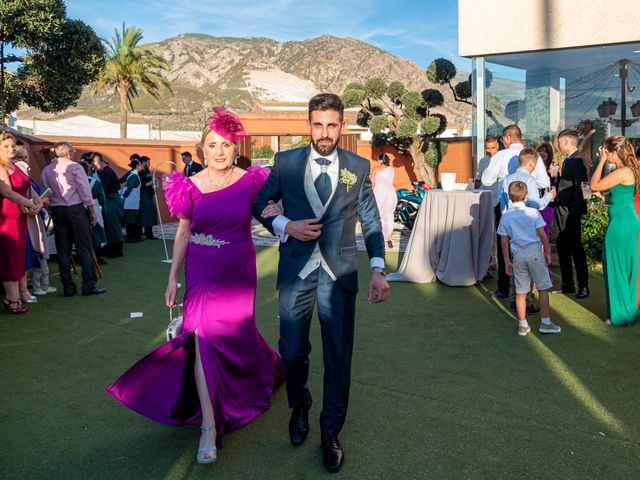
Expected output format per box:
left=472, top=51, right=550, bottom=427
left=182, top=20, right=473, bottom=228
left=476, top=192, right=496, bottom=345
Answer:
left=343, top=78, right=448, bottom=185
left=0, top=0, right=105, bottom=122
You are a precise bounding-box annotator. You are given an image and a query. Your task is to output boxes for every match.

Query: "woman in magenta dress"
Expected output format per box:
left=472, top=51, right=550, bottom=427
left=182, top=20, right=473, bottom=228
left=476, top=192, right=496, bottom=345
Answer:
left=0, top=132, right=42, bottom=314
left=106, top=108, right=284, bottom=464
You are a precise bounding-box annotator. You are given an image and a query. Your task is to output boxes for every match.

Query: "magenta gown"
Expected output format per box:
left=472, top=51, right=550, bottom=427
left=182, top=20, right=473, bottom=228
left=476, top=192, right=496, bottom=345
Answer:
left=106, top=167, right=284, bottom=438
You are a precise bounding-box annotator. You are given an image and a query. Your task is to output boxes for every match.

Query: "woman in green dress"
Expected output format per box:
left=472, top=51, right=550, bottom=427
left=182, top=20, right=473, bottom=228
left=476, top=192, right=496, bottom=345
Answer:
left=590, top=135, right=640, bottom=325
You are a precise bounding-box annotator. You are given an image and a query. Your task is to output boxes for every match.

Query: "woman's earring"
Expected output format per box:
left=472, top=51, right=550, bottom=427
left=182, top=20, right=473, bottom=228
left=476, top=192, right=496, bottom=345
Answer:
left=203, top=157, right=208, bottom=167
left=234, top=156, right=238, bottom=165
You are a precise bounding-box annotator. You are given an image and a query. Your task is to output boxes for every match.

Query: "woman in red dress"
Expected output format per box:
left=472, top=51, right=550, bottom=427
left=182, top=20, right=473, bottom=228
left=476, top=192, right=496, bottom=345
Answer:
left=0, top=132, right=41, bottom=314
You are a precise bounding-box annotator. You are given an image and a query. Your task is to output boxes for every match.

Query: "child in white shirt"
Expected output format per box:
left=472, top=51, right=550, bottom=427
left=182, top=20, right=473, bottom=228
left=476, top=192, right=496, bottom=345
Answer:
left=497, top=181, right=560, bottom=336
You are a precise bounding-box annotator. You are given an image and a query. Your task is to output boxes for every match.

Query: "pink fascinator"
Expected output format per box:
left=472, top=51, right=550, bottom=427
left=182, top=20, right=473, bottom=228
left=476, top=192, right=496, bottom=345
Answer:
left=207, top=106, right=246, bottom=143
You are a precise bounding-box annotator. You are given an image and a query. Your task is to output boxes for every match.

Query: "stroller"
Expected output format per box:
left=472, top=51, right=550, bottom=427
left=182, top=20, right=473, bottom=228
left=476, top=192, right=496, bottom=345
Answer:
left=394, top=181, right=431, bottom=229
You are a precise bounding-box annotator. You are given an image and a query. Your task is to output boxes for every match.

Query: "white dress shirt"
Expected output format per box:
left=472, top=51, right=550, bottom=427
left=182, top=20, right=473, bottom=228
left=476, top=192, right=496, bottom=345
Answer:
left=481, top=143, right=550, bottom=206
left=272, top=146, right=384, bottom=275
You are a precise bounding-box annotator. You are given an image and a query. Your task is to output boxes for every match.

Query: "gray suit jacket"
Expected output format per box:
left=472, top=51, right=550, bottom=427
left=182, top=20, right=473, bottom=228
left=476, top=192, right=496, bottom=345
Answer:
left=252, top=145, right=384, bottom=292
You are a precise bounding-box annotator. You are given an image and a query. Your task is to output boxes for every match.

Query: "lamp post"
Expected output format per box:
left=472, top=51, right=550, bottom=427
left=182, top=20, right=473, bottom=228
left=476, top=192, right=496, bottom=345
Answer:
left=156, top=113, right=163, bottom=140
left=597, top=60, right=638, bottom=136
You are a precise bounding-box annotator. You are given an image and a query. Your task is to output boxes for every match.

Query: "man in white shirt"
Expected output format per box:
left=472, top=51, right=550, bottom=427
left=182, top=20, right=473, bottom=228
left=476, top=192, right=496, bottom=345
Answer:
left=474, top=135, right=500, bottom=190
left=481, top=125, right=550, bottom=299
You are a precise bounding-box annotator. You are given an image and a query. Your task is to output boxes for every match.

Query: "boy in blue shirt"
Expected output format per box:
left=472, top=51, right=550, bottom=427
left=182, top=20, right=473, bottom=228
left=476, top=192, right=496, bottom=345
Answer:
left=497, top=181, right=560, bottom=336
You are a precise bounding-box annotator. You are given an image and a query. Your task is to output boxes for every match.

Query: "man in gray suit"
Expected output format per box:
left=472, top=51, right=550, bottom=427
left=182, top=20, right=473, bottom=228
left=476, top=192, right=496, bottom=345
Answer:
left=252, top=93, right=389, bottom=473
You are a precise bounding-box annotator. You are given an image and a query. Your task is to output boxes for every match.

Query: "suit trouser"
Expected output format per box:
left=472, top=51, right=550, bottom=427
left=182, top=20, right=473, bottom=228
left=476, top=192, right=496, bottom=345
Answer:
left=556, top=214, right=589, bottom=289
left=52, top=204, right=97, bottom=294
left=279, top=267, right=356, bottom=438
left=495, top=204, right=510, bottom=296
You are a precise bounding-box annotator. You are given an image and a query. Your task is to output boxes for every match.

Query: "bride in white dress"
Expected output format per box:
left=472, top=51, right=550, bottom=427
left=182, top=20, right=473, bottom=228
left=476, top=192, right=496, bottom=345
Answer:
left=372, top=154, right=397, bottom=248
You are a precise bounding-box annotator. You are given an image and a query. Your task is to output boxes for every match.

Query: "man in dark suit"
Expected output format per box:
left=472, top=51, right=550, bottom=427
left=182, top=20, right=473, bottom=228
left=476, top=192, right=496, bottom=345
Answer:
left=252, top=93, right=389, bottom=473
left=181, top=151, right=203, bottom=177
left=553, top=128, right=589, bottom=298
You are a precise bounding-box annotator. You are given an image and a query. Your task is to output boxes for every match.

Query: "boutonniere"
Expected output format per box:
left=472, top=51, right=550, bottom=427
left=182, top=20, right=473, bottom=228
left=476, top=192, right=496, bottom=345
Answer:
left=339, top=168, right=358, bottom=192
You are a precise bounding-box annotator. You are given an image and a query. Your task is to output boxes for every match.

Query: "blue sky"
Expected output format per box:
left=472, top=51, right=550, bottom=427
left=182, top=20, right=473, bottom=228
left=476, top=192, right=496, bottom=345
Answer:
left=64, top=0, right=471, bottom=72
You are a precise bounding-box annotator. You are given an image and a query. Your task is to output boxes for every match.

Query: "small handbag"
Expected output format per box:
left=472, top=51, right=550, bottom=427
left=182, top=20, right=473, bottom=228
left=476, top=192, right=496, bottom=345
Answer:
left=166, top=305, right=183, bottom=341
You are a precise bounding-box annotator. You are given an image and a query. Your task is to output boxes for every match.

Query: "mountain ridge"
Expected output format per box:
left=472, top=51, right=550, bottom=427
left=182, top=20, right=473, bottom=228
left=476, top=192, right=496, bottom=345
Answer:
left=17, top=34, right=472, bottom=130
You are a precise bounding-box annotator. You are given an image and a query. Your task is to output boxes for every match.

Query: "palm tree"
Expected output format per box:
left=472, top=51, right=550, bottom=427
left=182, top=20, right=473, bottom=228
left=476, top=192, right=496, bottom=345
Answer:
left=95, top=24, right=171, bottom=138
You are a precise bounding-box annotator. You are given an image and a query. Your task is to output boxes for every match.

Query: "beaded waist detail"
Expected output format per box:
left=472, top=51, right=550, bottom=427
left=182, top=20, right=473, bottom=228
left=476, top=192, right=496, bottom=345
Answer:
left=189, top=233, right=230, bottom=248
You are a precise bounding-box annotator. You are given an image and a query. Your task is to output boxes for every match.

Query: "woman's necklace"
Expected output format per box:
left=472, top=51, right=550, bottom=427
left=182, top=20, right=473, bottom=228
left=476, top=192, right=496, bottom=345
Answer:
left=207, top=166, right=235, bottom=189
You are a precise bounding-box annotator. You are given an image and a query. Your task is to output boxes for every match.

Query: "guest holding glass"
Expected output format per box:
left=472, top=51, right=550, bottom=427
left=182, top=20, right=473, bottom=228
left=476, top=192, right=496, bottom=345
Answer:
left=590, top=135, right=640, bottom=325
left=536, top=142, right=555, bottom=240
left=0, top=132, right=41, bottom=314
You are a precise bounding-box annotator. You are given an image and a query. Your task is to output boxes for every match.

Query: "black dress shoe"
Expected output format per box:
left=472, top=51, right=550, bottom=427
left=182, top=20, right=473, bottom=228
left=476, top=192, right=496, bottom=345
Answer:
left=322, top=435, right=344, bottom=473
left=82, top=287, right=107, bottom=296
left=63, top=290, right=78, bottom=297
left=576, top=286, right=590, bottom=299
left=289, top=393, right=312, bottom=446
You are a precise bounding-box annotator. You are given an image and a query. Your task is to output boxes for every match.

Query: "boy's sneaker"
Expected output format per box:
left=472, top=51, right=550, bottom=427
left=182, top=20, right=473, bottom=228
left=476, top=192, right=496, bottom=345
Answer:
left=45, top=286, right=57, bottom=293
left=31, top=288, right=47, bottom=296
left=517, top=324, right=531, bottom=336
left=539, top=322, right=561, bottom=334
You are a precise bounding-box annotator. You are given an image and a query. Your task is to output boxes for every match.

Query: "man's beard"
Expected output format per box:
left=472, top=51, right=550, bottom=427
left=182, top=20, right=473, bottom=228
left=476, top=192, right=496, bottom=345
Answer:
left=311, top=136, right=339, bottom=156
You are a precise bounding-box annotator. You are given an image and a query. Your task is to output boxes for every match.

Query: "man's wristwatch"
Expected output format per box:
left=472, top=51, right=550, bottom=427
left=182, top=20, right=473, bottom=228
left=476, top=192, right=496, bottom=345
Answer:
left=371, top=266, right=386, bottom=276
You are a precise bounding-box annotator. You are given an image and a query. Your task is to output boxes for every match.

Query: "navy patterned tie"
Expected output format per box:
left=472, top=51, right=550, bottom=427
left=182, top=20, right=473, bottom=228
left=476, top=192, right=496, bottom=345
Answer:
left=314, top=157, right=332, bottom=205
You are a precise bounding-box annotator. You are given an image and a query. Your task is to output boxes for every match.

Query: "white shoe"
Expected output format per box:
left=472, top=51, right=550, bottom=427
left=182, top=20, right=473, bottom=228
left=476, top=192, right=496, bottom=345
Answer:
left=22, top=294, right=38, bottom=304
left=31, top=288, right=47, bottom=296
left=517, top=324, right=531, bottom=336
left=539, top=322, right=561, bottom=334
left=45, top=286, right=57, bottom=293
left=197, top=426, right=217, bottom=464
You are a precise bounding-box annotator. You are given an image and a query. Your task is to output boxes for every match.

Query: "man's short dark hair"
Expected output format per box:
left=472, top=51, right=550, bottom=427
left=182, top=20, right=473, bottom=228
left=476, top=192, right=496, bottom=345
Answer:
left=502, top=124, right=522, bottom=140
left=308, top=93, right=344, bottom=122
left=557, top=128, right=579, bottom=144
left=485, top=135, right=498, bottom=143
left=129, top=153, right=140, bottom=161
left=181, top=151, right=192, bottom=158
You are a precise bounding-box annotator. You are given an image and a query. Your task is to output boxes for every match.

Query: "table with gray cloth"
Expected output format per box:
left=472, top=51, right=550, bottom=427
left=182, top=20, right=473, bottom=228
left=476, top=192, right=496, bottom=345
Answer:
left=387, top=189, right=493, bottom=286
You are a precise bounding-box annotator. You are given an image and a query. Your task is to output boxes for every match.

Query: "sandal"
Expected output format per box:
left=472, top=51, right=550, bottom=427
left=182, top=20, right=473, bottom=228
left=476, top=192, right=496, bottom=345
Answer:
left=3, top=298, right=29, bottom=314
left=197, top=426, right=217, bottom=464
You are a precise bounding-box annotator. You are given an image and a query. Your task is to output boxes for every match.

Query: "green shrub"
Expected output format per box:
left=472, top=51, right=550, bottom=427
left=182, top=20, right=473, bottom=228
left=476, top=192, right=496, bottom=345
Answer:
left=395, top=118, right=418, bottom=140
left=424, top=140, right=448, bottom=168
left=581, top=197, right=609, bottom=267
left=252, top=145, right=275, bottom=160
left=369, top=115, right=389, bottom=134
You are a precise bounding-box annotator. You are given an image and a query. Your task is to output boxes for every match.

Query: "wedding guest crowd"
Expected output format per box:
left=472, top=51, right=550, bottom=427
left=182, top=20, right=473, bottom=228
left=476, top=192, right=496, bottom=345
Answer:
left=481, top=123, right=640, bottom=329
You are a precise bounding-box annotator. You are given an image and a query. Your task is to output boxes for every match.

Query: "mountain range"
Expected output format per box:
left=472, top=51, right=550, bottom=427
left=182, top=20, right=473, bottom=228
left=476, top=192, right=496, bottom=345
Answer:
left=17, top=34, right=474, bottom=130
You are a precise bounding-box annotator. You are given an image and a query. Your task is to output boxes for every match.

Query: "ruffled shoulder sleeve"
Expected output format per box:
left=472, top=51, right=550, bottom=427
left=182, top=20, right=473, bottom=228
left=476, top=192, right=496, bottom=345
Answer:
left=162, top=171, right=200, bottom=219
left=246, top=165, right=270, bottom=202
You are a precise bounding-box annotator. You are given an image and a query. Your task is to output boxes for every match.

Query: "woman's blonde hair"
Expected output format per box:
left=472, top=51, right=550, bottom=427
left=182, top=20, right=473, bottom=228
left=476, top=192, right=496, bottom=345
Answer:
left=198, top=123, right=238, bottom=164
left=605, top=135, right=640, bottom=193
left=0, top=131, right=16, bottom=143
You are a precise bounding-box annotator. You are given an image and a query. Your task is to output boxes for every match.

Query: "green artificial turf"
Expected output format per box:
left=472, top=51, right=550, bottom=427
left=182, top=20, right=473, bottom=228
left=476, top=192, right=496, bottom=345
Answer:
left=1, top=241, right=639, bottom=479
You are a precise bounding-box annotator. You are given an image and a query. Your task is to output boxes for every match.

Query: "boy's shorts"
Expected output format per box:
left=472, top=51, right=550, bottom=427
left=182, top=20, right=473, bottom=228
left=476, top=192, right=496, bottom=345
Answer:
left=513, top=244, right=552, bottom=294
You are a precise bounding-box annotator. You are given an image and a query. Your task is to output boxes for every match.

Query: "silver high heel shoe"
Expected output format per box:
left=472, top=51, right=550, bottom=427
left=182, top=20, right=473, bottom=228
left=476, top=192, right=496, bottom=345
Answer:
left=197, top=426, right=217, bottom=464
